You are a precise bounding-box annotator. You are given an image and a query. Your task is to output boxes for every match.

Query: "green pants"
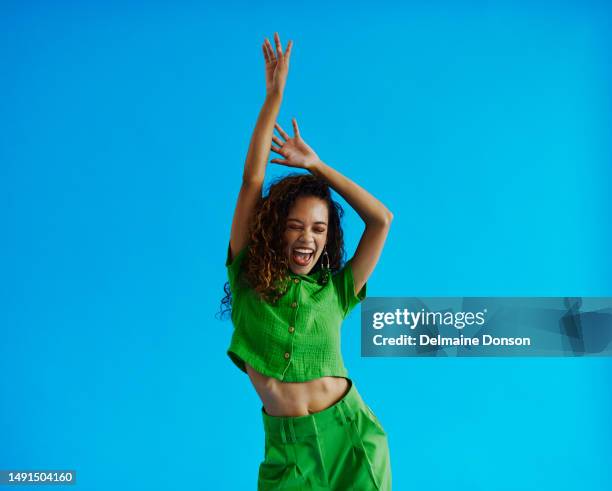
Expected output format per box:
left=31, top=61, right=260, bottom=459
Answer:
left=258, top=378, right=392, bottom=490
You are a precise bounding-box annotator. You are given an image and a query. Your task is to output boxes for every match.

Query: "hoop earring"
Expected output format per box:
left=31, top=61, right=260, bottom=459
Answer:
left=319, top=246, right=331, bottom=285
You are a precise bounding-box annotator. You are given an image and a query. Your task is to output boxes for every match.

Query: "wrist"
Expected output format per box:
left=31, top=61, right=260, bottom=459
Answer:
left=265, top=88, right=284, bottom=101
left=308, top=159, right=324, bottom=175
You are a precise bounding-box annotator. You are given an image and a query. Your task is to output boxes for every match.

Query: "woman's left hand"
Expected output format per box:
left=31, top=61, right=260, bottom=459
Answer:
left=270, top=119, right=321, bottom=170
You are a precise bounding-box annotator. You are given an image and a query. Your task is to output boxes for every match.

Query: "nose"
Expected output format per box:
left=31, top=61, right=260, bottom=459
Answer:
left=298, top=229, right=315, bottom=244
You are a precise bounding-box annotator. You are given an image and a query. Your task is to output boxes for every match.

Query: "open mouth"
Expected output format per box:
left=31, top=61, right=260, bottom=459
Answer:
left=291, top=247, right=314, bottom=267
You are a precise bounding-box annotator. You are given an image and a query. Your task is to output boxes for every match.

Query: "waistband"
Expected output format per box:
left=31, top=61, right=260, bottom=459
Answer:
left=261, top=378, right=364, bottom=443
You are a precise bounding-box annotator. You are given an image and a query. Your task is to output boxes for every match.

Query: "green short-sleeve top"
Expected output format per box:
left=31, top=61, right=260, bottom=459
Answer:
left=225, top=243, right=366, bottom=382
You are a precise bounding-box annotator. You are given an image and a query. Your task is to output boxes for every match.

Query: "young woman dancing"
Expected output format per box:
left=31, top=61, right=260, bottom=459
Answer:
left=223, top=32, right=393, bottom=490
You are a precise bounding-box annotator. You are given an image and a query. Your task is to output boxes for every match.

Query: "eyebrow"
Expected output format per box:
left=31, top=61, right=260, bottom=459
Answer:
left=287, top=218, right=328, bottom=226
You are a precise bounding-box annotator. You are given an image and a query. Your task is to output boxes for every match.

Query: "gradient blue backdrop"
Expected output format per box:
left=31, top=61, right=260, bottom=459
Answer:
left=2, top=1, right=611, bottom=490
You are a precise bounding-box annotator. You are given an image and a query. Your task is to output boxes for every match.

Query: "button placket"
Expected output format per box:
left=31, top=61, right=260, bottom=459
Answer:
left=280, top=281, right=301, bottom=380
left=284, top=278, right=300, bottom=370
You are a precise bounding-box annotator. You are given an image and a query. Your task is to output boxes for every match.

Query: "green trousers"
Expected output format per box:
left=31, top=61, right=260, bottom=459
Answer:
left=258, top=378, right=392, bottom=490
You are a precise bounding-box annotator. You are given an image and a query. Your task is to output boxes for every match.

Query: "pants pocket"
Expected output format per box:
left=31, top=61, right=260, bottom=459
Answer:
left=257, top=439, right=308, bottom=491
left=352, top=407, right=392, bottom=491
left=258, top=436, right=290, bottom=490
left=258, top=462, right=297, bottom=490
left=364, top=403, right=387, bottom=434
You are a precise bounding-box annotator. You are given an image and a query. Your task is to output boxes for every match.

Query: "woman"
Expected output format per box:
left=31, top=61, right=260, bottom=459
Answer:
left=223, top=32, right=393, bottom=490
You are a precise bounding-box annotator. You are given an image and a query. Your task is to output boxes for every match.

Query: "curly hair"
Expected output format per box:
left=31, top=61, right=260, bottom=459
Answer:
left=218, top=173, right=345, bottom=319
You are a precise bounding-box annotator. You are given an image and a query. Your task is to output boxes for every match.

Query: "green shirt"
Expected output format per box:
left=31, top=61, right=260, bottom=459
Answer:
left=225, top=243, right=367, bottom=382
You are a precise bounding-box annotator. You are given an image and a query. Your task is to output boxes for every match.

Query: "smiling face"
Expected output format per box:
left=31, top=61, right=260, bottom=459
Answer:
left=283, top=195, right=329, bottom=275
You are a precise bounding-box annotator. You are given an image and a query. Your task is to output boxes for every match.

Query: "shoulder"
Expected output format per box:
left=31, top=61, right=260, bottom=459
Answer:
left=331, top=259, right=367, bottom=317
left=226, top=241, right=250, bottom=292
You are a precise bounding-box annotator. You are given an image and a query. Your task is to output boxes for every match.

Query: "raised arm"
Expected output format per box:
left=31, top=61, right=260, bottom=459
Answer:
left=229, top=33, right=293, bottom=260
left=270, top=119, right=393, bottom=294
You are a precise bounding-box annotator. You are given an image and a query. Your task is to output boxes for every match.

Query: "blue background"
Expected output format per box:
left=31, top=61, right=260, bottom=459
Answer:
left=2, top=1, right=611, bottom=490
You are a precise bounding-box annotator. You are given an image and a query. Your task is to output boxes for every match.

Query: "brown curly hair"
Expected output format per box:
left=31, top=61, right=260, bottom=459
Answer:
left=218, top=173, right=345, bottom=318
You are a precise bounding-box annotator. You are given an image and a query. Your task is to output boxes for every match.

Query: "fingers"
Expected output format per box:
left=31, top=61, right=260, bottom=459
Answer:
left=270, top=145, right=284, bottom=155
left=264, top=38, right=275, bottom=63
left=272, top=135, right=284, bottom=146
left=265, top=34, right=292, bottom=63
left=262, top=42, right=270, bottom=63
left=274, top=122, right=290, bottom=141
left=274, top=32, right=283, bottom=57
left=292, top=118, right=300, bottom=137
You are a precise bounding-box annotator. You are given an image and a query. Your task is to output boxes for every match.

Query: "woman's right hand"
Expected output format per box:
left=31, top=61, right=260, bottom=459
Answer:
left=263, top=32, right=293, bottom=96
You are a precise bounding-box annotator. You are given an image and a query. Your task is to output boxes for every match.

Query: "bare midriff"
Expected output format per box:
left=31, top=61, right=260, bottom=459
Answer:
left=245, top=362, right=350, bottom=417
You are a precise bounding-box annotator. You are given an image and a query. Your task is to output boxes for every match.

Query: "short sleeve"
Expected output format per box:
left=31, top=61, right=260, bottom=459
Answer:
left=332, top=258, right=367, bottom=318
left=226, top=242, right=248, bottom=292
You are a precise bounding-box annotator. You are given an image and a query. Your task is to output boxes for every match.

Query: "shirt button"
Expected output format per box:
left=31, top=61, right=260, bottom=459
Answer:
left=293, top=278, right=300, bottom=284
left=288, top=326, right=295, bottom=333
left=284, top=352, right=290, bottom=359
left=291, top=301, right=298, bottom=308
